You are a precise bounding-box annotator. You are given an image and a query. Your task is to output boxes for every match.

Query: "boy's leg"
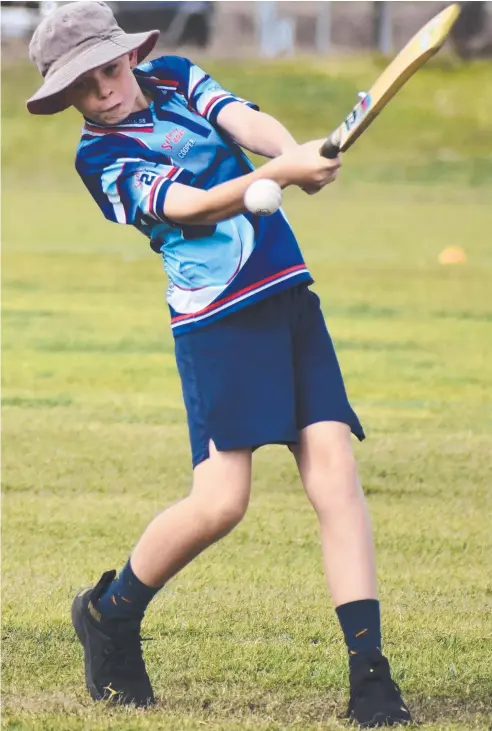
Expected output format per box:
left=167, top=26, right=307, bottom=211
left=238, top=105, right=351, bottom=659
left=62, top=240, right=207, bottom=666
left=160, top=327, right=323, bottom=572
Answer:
left=74, top=290, right=300, bottom=707
left=72, top=443, right=252, bottom=706
left=95, top=442, right=252, bottom=616
left=292, top=421, right=376, bottom=606
left=292, top=421, right=411, bottom=727
left=130, top=442, right=252, bottom=587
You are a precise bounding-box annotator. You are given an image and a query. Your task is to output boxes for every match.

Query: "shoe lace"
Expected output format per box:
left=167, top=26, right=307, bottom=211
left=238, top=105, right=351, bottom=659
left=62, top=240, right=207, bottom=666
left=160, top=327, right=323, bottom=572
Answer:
left=102, top=628, right=153, bottom=680
left=351, top=655, right=400, bottom=701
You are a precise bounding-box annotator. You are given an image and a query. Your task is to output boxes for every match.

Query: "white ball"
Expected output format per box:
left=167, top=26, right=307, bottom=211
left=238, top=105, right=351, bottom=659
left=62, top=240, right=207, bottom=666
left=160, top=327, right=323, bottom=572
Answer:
left=244, top=179, right=282, bottom=216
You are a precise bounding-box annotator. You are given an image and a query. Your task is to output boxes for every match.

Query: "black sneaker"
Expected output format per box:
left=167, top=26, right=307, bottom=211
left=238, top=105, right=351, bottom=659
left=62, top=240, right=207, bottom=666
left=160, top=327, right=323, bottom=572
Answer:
left=71, top=570, right=155, bottom=707
left=348, top=650, right=412, bottom=727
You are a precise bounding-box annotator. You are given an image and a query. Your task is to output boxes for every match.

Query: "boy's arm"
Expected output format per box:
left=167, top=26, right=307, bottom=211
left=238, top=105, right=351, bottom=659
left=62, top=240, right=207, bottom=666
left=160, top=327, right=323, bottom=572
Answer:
left=216, top=102, right=298, bottom=158
left=163, top=140, right=341, bottom=226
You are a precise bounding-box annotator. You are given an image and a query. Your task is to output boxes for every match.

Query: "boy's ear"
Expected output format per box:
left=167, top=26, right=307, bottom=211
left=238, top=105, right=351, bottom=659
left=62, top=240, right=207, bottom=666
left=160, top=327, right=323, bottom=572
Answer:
left=129, top=50, right=139, bottom=68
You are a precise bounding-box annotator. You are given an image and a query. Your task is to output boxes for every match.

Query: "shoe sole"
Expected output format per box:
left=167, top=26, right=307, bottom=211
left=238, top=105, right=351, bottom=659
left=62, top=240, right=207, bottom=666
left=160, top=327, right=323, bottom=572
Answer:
left=71, top=590, right=105, bottom=702
left=357, top=712, right=412, bottom=728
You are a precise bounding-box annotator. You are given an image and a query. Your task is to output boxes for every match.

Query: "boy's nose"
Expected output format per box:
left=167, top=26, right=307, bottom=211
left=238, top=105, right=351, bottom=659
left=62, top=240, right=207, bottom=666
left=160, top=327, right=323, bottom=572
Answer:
left=96, top=81, right=113, bottom=100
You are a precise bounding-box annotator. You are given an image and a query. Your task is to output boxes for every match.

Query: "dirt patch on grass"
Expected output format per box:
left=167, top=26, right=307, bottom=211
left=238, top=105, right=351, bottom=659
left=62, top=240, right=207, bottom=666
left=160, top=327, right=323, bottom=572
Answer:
left=3, top=689, right=492, bottom=727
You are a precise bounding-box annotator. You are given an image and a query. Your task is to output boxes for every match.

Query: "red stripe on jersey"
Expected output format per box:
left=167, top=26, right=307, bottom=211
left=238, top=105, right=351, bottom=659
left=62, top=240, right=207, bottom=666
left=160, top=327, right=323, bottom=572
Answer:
left=170, top=265, right=307, bottom=324
left=153, top=78, right=179, bottom=87
left=149, top=176, right=164, bottom=216
left=203, top=93, right=230, bottom=117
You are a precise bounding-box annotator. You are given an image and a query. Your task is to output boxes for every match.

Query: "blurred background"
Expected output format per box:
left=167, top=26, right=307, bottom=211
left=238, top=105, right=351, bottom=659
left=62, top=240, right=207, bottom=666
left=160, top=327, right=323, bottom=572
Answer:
left=2, top=0, right=492, bottom=57
left=2, top=3, right=492, bottom=730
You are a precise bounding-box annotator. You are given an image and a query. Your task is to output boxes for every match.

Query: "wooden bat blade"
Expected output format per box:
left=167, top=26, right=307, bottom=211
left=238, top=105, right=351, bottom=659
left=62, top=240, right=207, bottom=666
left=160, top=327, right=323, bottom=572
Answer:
left=321, top=3, right=461, bottom=158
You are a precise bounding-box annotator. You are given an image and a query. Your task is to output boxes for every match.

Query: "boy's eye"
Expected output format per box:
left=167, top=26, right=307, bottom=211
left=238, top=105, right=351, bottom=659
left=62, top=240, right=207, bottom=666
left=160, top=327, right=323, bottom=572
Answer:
left=105, top=64, right=117, bottom=76
left=73, top=79, right=88, bottom=91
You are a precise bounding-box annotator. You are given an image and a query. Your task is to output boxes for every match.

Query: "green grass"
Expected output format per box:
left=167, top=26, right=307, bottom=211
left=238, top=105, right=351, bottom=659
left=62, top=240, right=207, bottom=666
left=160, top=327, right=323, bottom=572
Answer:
left=2, top=58, right=492, bottom=731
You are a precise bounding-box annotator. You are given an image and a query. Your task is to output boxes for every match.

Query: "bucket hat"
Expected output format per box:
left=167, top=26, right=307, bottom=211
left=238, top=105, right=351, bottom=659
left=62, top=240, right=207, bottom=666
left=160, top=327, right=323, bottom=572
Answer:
left=27, top=1, right=159, bottom=114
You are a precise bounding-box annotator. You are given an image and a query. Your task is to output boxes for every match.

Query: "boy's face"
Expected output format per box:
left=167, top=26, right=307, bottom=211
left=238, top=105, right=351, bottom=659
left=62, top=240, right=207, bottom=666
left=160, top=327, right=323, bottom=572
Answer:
left=65, top=51, right=146, bottom=125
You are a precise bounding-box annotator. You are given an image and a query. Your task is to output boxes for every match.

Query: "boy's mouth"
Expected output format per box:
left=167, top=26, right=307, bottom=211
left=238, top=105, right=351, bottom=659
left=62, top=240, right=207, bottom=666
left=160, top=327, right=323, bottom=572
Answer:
left=103, top=103, right=121, bottom=115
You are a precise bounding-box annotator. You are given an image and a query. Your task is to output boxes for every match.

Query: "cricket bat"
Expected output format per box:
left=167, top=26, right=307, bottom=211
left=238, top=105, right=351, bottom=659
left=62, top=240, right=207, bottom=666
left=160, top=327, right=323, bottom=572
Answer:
left=320, top=3, right=461, bottom=159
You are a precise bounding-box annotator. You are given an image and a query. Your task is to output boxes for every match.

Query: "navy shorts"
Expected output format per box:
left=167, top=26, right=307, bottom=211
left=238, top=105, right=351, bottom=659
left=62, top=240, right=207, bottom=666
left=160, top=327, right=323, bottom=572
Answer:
left=175, top=285, right=365, bottom=468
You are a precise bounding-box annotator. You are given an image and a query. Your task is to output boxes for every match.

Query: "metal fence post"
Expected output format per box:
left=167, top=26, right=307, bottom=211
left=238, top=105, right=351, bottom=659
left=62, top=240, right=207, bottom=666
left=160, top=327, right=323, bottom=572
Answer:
left=257, top=1, right=294, bottom=58
left=374, top=1, right=393, bottom=54
left=315, top=1, right=332, bottom=54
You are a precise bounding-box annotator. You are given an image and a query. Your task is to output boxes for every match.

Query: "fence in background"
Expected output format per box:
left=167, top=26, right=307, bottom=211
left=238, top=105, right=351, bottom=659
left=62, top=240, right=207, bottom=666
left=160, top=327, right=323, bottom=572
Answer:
left=2, top=1, right=492, bottom=59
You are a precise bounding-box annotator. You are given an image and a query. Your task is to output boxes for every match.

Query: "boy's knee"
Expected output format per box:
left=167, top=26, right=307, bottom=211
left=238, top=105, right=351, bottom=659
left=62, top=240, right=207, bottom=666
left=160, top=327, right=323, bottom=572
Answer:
left=190, top=446, right=251, bottom=539
left=216, top=495, right=249, bottom=534
left=296, top=424, right=362, bottom=516
left=307, top=468, right=364, bottom=521
left=302, top=435, right=358, bottom=485
left=192, top=491, right=249, bottom=539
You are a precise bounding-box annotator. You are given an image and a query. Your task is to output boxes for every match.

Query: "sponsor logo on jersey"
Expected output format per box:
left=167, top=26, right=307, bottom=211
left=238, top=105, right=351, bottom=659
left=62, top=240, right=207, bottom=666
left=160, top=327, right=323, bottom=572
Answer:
left=162, top=127, right=185, bottom=150
left=178, top=139, right=196, bottom=159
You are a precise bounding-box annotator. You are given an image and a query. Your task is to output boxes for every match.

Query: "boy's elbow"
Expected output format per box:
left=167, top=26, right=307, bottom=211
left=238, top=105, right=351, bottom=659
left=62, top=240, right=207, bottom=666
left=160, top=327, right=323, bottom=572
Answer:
left=163, top=186, right=212, bottom=226
left=171, top=208, right=214, bottom=226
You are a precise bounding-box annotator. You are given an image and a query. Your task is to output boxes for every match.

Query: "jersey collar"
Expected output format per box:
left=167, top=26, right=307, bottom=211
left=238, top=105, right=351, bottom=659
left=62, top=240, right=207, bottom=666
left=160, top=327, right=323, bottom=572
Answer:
left=83, top=104, right=154, bottom=131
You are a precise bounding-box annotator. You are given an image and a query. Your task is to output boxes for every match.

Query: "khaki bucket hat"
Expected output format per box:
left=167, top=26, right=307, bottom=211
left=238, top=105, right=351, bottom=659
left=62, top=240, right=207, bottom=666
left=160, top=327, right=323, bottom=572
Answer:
left=27, top=1, right=160, bottom=115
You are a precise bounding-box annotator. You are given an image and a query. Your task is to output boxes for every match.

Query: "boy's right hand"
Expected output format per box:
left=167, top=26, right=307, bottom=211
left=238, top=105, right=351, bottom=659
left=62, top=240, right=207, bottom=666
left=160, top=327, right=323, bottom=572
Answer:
left=163, top=140, right=341, bottom=227
left=279, top=140, right=342, bottom=191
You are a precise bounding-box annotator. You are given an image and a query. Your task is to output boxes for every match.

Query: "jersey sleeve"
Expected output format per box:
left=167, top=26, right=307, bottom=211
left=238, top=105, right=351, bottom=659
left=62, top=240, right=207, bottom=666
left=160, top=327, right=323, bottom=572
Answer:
left=99, top=160, right=182, bottom=225
left=137, top=55, right=259, bottom=126
left=76, top=138, right=191, bottom=226
left=186, top=62, right=259, bottom=124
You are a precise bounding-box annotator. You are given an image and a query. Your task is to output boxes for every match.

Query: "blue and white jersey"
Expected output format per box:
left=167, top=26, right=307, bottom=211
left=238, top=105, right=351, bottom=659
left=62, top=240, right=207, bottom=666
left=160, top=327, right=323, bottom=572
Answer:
left=76, top=56, right=312, bottom=334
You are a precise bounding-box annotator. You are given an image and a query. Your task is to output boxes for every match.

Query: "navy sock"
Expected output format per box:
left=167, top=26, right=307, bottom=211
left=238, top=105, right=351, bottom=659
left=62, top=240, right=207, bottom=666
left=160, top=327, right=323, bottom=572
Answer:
left=336, top=599, right=382, bottom=667
left=96, top=560, right=161, bottom=623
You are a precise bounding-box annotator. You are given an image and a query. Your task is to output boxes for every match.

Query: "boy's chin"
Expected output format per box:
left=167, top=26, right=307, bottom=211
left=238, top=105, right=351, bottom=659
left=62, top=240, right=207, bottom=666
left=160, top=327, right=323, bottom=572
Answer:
left=92, top=105, right=128, bottom=126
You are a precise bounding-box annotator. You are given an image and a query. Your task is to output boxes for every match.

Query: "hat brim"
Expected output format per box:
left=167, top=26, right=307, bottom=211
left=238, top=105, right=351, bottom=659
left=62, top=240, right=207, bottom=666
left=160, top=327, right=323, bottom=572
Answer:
left=26, top=29, right=160, bottom=115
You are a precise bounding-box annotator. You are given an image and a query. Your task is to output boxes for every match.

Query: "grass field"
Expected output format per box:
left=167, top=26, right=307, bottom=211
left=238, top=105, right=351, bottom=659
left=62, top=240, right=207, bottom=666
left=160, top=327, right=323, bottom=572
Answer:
left=2, top=57, right=492, bottom=731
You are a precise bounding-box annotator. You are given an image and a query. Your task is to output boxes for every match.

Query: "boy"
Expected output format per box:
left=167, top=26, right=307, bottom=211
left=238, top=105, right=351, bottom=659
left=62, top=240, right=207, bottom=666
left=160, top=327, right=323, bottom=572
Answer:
left=27, top=2, right=411, bottom=727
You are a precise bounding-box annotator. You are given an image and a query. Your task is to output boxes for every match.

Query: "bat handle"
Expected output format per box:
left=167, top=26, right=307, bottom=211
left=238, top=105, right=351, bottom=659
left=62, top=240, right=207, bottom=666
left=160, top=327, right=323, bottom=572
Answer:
left=320, top=135, right=340, bottom=159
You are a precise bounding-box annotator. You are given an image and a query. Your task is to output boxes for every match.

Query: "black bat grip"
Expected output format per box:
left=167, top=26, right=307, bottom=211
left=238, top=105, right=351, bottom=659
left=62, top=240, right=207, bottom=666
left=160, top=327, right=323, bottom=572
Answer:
left=320, top=137, right=340, bottom=159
